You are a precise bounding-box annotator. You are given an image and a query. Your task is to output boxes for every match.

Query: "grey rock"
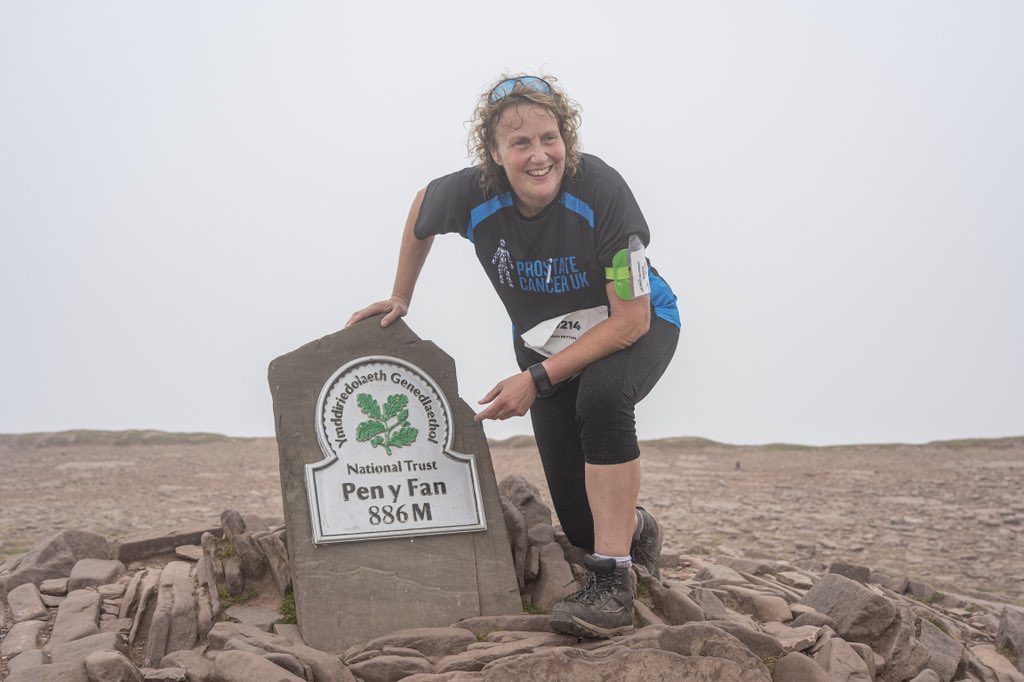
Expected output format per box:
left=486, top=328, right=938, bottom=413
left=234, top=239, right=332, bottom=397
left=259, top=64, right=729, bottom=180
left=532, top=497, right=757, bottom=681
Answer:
left=101, top=617, right=134, bottom=634
left=255, top=529, right=292, bottom=595
left=262, top=652, right=310, bottom=679
left=690, top=587, right=730, bottom=620
left=909, top=670, right=942, bottom=682
left=800, top=573, right=897, bottom=643
left=199, top=533, right=226, bottom=586
left=849, top=642, right=881, bottom=679
left=1, top=619, right=48, bottom=657
left=68, top=559, right=125, bottom=591
left=777, top=571, right=815, bottom=590
left=128, top=570, right=161, bottom=647
left=871, top=570, right=910, bottom=593
left=966, top=644, right=1024, bottom=681
left=272, top=623, right=304, bottom=641
left=481, top=645, right=771, bottom=681
left=220, top=510, right=247, bottom=541
left=452, top=614, right=552, bottom=638
left=144, top=670, right=189, bottom=681
left=39, top=594, right=64, bottom=607
left=874, top=605, right=930, bottom=682
left=761, top=621, right=821, bottom=653
left=497, top=474, right=552, bottom=530
left=650, top=583, right=705, bottom=625
left=98, top=582, right=127, bottom=599
left=792, top=610, right=837, bottom=629
left=224, top=604, right=279, bottom=631
left=5, top=660, right=90, bottom=682
left=223, top=555, right=244, bottom=597
left=633, top=600, right=664, bottom=627
left=526, top=522, right=555, bottom=547
left=7, top=649, right=45, bottom=674
left=499, top=496, right=527, bottom=593
left=349, top=654, right=434, bottom=682
left=815, top=636, right=872, bottom=681
left=49, top=589, right=102, bottom=646
left=773, top=651, right=831, bottom=681
left=160, top=649, right=215, bottom=681
left=119, top=570, right=145, bottom=620
left=996, top=608, right=1024, bottom=673
left=207, top=621, right=356, bottom=682
left=829, top=562, right=872, bottom=584
left=722, top=585, right=792, bottom=622
left=348, top=627, right=478, bottom=661
left=39, top=578, right=69, bottom=596
left=529, top=541, right=576, bottom=613
left=704, top=619, right=784, bottom=658
left=232, top=532, right=267, bottom=581
left=48, top=632, right=127, bottom=664
left=144, top=561, right=198, bottom=667
left=694, top=564, right=748, bottom=588
left=212, top=650, right=305, bottom=681
left=0, top=530, right=111, bottom=598
left=174, top=545, right=203, bottom=562
left=919, top=617, right=965, bottom=681
left=84, top=649, right=143, bottom=682
left=907, top=579, right=941, bottom=602
left=7, top=582, right=48, bottom=622
left=435, top=636, right=559, bottom=673
left=715, top=556, right=774, bottom=575
left=615, top=623, right=770, bottom=676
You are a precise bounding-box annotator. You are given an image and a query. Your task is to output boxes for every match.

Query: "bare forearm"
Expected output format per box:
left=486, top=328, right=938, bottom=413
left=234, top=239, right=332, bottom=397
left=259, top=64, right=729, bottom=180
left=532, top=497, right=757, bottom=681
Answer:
left=391, top=189, right=432, bottom=305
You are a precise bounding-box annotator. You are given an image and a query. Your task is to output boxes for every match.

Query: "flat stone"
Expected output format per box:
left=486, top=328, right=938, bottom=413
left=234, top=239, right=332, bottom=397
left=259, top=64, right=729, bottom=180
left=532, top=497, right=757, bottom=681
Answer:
left=101, top=617, right=134, bottom=633
left=0, top=530, right=111, bottom=597
left=908, top=670, right=941, bottom=682
left=160, top=649, right=215, bottom=680
left=207, top=621, right=355, bottom=682
left=272, top=623, right=304, bottom=642
left=346, top=627, right=478, bottom=661
left=47, top=631, right=127, bottom=664
left=255, top=529, right=292, bottom=595
left=225, top=604, right=280, bottom=631
left=480, top=643, right=771, bottom=681
left=615, top=623, right=770, bottom=675
left=828, top=562, right=872, bottom=584
left=716, top=556, right=775, bottom=575
left=873, top=605, right=930, bottom=682
left=0, top=620, right=48, bottom=657
left=48, top=589, right=101, bottom=647
left=7, top=649, right=45, bottom=674
left=85, top=649, right=143, bottom=682
left=773, top=651, right=830, bottom=681
left=144, top=669, right=189, bottom=681
left=263, top=652, right=310, bottom=679
left=98, top=582, right=127, bottom=599
left=529, top=541, right=576, bottom=612
left=68, top=558, right=125, bottom=591
left=765, top=623, right=822, bottom=653
left=174, top=545, right=203, bottom=562
left=40, top=594, right=65, bottom=607
left=435, top=636, right=556, bottom=673
left=918, top=617, right=965, bottom=682
left=144, top=561, right=198, bottom=667
left=996, top=608, right=1024, bottom=672
left=452, top=614, right=552, bottom=637
left=497, top=474, right=552, bottom=529
left=704, top=619, right=784, bottom=658
left=650, top=583, right=705, bottom=625
left=5, top=660, right=90, bottom=682
left=694, top=564, right=748, bottom=588
left=814, top=636, right=872, bottom=681
left=967, top=644, right=1024, bottom=681
left=349, top=655, right=434, bottom=682
left=689, top=587, right=730, bottom=620
left=723, top=585, right=792, bottom=622
left=633, top=600, right=664, bottom=627
left=7, top=582, right=48, bottom=622
left=212, top=650, right=305, bottom=681
left=39, top=578, right=69, bottom=596
left=799, top=573, right=897, bottom=642
left=777, top=571, right=815, bottom=590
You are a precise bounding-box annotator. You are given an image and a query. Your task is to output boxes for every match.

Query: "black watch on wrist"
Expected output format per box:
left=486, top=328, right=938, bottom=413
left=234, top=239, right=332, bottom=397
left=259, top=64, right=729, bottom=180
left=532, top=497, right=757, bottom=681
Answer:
left=528, top=363, right=554, bottom=398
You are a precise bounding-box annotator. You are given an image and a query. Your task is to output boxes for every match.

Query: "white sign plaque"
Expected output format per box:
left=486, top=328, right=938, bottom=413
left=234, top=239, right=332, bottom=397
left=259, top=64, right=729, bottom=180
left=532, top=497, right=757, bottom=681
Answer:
left=306, top=356, right=486, bottom=544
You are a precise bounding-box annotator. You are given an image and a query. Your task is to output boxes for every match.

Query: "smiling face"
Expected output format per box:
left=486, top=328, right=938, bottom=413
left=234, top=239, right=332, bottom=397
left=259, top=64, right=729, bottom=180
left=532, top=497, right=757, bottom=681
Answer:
left=489, top=105, right=566, bottom=217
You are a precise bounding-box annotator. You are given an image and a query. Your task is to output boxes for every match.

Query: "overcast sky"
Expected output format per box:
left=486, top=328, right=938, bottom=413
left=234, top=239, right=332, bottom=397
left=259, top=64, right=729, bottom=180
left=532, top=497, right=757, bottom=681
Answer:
left=1, top=2, right=1021, bottom=446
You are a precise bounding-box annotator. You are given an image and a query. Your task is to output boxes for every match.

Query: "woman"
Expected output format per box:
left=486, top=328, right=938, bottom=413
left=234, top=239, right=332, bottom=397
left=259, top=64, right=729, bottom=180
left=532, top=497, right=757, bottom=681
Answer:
left=347, top=75, right=679, bottom=638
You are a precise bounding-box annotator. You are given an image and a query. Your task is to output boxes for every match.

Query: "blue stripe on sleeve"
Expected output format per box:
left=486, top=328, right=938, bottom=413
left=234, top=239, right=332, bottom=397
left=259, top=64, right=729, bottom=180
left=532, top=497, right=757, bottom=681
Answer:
left=560, top=193, right=595, bottom=228
left=650, top=272, right=680, bottom=328
left=467, top=192, right=513, bottom=243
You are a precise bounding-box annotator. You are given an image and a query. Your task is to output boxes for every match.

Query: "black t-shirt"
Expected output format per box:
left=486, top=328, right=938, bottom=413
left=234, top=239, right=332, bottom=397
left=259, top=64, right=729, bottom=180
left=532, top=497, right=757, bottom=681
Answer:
left=414, top=154, right=679, bottom=336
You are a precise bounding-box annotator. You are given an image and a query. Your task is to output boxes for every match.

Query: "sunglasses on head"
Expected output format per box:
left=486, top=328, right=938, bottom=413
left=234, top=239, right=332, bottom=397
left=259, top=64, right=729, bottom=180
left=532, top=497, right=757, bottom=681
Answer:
left=488, top=76, right=554, bottom=104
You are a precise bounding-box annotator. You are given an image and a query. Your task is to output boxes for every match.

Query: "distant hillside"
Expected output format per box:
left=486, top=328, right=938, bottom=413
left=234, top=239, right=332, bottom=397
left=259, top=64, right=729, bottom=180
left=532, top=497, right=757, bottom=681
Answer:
left=1, top=429, right=1021, bottom=451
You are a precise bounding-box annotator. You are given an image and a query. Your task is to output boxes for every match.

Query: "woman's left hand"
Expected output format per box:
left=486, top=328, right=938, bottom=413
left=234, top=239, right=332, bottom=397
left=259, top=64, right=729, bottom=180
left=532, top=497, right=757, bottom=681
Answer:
left=475, top=371, right=537, bottom=421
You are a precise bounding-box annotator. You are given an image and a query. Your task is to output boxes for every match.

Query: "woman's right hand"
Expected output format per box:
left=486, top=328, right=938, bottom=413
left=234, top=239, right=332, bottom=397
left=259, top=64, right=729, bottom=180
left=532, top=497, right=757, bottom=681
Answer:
left=346, top=295, right=409, bottom=329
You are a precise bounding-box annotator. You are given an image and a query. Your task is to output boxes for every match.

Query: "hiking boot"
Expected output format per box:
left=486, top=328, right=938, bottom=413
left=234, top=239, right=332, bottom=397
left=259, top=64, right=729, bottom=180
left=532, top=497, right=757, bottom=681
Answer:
left=550, top=554, right=635, bottom=638
left=630, top=507, right=663, bottom=579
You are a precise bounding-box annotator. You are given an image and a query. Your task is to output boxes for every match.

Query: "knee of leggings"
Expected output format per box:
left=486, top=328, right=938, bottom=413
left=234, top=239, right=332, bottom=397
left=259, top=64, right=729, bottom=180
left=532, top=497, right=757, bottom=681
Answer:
left=576, top=390, right=639, bottom=465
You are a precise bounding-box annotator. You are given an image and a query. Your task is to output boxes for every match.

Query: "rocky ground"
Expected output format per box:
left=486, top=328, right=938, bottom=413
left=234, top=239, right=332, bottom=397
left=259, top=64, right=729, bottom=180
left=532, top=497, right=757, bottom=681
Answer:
left=1, top=429, right=1024, bottom=681
left=1, top=431, right=1022, bottom=601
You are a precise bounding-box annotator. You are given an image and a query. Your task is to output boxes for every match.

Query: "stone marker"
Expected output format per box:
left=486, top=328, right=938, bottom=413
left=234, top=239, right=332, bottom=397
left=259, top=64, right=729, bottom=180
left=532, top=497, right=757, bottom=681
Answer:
left=268, top=318, right=520, bottom=652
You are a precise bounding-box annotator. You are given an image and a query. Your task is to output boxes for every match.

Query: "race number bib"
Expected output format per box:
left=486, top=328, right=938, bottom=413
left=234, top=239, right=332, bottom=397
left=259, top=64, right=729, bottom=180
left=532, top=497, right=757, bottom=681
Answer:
left=520, top=306, right=609, bottom=358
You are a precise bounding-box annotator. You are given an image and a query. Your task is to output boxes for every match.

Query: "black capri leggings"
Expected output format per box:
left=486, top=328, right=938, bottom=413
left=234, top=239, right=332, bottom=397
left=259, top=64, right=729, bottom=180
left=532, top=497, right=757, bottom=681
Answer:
left=515, top=317, right=679, bottom=551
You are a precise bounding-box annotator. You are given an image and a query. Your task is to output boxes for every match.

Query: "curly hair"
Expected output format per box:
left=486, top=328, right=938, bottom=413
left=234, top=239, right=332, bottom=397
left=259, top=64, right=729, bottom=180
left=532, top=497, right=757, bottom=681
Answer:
left=468, top=74, right=582, bottom=198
